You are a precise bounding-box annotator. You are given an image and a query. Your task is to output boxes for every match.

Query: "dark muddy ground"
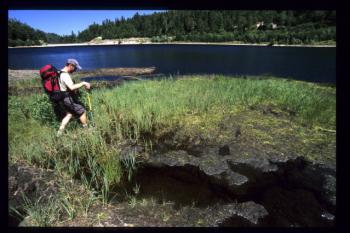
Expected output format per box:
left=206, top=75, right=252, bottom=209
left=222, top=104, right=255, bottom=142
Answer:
left=8, top=70, right=336, bottom=227
left=9, top=105, right=336, bottom=227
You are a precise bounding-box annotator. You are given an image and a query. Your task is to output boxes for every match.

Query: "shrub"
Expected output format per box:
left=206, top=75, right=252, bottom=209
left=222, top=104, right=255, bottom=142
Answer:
left=27, top=90, right=90, bottom=128
left=29, top=94, right=60, bottom=127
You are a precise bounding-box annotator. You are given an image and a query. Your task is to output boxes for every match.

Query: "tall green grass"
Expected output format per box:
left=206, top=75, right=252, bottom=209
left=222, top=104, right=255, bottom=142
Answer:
left=91, top=75, right=335, bottom=141
left=9, top=75, right=335, bottom=212
left=9, top=94, right=123, bottom=206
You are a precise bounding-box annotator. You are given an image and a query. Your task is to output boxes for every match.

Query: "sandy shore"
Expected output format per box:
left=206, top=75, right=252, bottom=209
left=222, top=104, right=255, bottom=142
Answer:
left=8, top=38, right=336, bottom=48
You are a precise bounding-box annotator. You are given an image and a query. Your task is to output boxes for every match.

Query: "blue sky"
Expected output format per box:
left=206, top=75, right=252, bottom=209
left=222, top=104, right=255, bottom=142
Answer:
left=8, top=10, right=166, bottom=36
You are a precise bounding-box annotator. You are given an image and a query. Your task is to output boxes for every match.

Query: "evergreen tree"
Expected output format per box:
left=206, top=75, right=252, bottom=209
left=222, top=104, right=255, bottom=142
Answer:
left=8, top=10, right=336, bottom=47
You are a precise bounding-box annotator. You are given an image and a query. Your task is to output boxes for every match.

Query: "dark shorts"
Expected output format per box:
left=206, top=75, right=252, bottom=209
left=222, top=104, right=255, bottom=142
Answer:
left=62, top=96, right=86, bottom=117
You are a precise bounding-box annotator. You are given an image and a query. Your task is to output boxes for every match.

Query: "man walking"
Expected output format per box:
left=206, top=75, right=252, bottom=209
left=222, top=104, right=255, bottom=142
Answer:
left=56, top=58, right=91, bottom=136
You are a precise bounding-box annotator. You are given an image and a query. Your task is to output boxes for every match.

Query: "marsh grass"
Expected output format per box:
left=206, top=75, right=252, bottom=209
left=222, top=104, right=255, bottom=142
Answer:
left=91, top=75, right=335, bottom=142
left=9, top=77, right=42, bottom=89
left=9, top=74, right=336, bottom=179
left=9, top=178, right=101, bottom=226
left=12, top=194, right=61, bottom=227
left=9, top=74, right=335, bottom=224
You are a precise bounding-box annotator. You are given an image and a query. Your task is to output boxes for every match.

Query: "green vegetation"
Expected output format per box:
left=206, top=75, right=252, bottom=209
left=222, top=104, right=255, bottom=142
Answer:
left=78, top=11, right=336, bottom=45
left=8, top=19, right=47, bottom=47
left=9, top=178, right=99, bottom=226
left=9, top=74, right=336, bottom=169
left=9, top=75, right=336, bottom=225
left=9, top=11, right=335, bottom=47
left=91, top=76, right=335, bottom=132
left=8, top=19, right=78, bottom=47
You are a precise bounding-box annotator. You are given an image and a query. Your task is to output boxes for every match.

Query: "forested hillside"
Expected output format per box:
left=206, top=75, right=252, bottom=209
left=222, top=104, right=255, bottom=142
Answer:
left=8, top=19, right=78, bottom=47
left=8, top=10, right=336, bottom=47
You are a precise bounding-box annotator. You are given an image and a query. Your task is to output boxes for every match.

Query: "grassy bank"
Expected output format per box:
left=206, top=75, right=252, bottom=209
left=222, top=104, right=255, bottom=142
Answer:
left=9, top=75, right=336, bottom=225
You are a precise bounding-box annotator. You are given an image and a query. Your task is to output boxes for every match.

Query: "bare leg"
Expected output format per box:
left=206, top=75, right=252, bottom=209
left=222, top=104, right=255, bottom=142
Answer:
left=57, top=113, right=73, bottom=136
left=59, top=113, right=73, bottom=130
left=79, top=111, right=88, bottom=127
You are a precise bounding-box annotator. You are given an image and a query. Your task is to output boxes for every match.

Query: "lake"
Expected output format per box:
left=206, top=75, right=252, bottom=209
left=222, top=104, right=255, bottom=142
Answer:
left=8, top=44, right=336, bottom=83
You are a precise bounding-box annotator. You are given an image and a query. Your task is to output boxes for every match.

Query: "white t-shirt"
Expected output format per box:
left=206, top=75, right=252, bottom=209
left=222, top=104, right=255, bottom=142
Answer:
left=59, top=71, right=73, bottom=92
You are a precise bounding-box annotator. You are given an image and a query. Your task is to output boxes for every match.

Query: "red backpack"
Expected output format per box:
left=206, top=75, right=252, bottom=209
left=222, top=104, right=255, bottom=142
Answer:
left=39, top=64, right=61, bottom=93
left=39, top=64, right=69, bottom=102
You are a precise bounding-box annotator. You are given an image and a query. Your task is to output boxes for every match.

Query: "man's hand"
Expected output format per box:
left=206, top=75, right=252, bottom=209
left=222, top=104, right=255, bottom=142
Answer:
left=83, top=82, right=91, bottom=90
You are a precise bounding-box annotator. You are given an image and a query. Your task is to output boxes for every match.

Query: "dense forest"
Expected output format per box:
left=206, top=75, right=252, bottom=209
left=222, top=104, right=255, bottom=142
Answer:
left=8, top=19, right=77, bottom=47
left=8, top=10, right=336, bottom=47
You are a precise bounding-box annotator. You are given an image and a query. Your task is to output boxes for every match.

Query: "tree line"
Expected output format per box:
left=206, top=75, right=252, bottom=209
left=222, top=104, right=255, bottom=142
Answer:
left=8, top=10, right=336, bottom=47
left=8, top=19, right=79, bottom=47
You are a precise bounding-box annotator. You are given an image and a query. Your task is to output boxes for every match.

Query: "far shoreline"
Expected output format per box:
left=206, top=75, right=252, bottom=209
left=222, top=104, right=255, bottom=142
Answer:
left=8, top=40, right=336, bottom=49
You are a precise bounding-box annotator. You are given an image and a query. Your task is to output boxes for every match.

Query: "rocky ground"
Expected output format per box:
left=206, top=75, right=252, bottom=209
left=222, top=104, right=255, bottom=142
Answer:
left=8, top=161, right=60, bottom=226
left=8, top=67, right=157, bottom=96
left=8, top=67, right=156, bottom=81
left=9, top=104, right=336, bottom=227
left=8, top=69, right=336, bottom=227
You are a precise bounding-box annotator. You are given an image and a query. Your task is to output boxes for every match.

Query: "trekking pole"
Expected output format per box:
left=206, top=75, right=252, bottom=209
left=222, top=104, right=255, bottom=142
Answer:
left=86, top=90, right=95, bottom=127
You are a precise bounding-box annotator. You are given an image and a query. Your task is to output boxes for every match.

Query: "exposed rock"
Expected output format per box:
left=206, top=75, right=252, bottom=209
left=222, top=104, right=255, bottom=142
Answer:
left=130, top=140, right=336, bottom=227
left=8, top=162, right=60, bottom=226
left=229, top=156, right=279, bottom=173
left=120, top=145, right=144, bottom=160
left=198, top=154, right=249, bottom=188
left=9, top=88, right=336, bottom=226
left=219, top=145, right=230, bottom=156
left=147, top=150, right=249, bottom=190
left=148, top=150, right=199, bottom=167
left=217, top=201, right=268, bottom=225
left=183, top=201, right=268, bottom=226
left=8, top=162, right=59, bottom=211
left=271, top=158, right=336, bottom=211
left=260, top=187, right=333, bottom=227
left=323, top=174, right=336, bottom=207
left=10, top=135, right=335, bottom=227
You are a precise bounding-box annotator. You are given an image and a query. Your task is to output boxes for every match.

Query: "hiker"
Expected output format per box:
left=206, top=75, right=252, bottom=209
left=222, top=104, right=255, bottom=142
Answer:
left=56, top=58, right=91, bottom=136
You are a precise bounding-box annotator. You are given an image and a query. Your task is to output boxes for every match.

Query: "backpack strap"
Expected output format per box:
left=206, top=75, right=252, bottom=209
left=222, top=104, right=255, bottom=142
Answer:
left=50, top=70, right=64, bottom=93
left=49, top=70, right=67, bottom=102
left=57, top=70, right=66, bottom=78
left=57, top=70, right=71, bottom=98
left=57, top=70, right=67, bottom=90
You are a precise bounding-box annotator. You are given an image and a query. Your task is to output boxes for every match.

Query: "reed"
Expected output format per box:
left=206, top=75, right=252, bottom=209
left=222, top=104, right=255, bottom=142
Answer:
left=9, top=74, right=335, bottom=224
left=91, top=75, right=335, bottom=142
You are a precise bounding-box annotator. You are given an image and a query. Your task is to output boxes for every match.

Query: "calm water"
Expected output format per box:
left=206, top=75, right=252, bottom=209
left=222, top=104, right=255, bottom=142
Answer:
left=8, top=44, right=336, bottom=83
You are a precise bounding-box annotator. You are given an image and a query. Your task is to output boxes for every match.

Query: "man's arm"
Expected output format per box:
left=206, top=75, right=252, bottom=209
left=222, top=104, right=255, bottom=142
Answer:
left=61, top=73, right=91, bottom=91
left=66, top=82, right=90, bottom=91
